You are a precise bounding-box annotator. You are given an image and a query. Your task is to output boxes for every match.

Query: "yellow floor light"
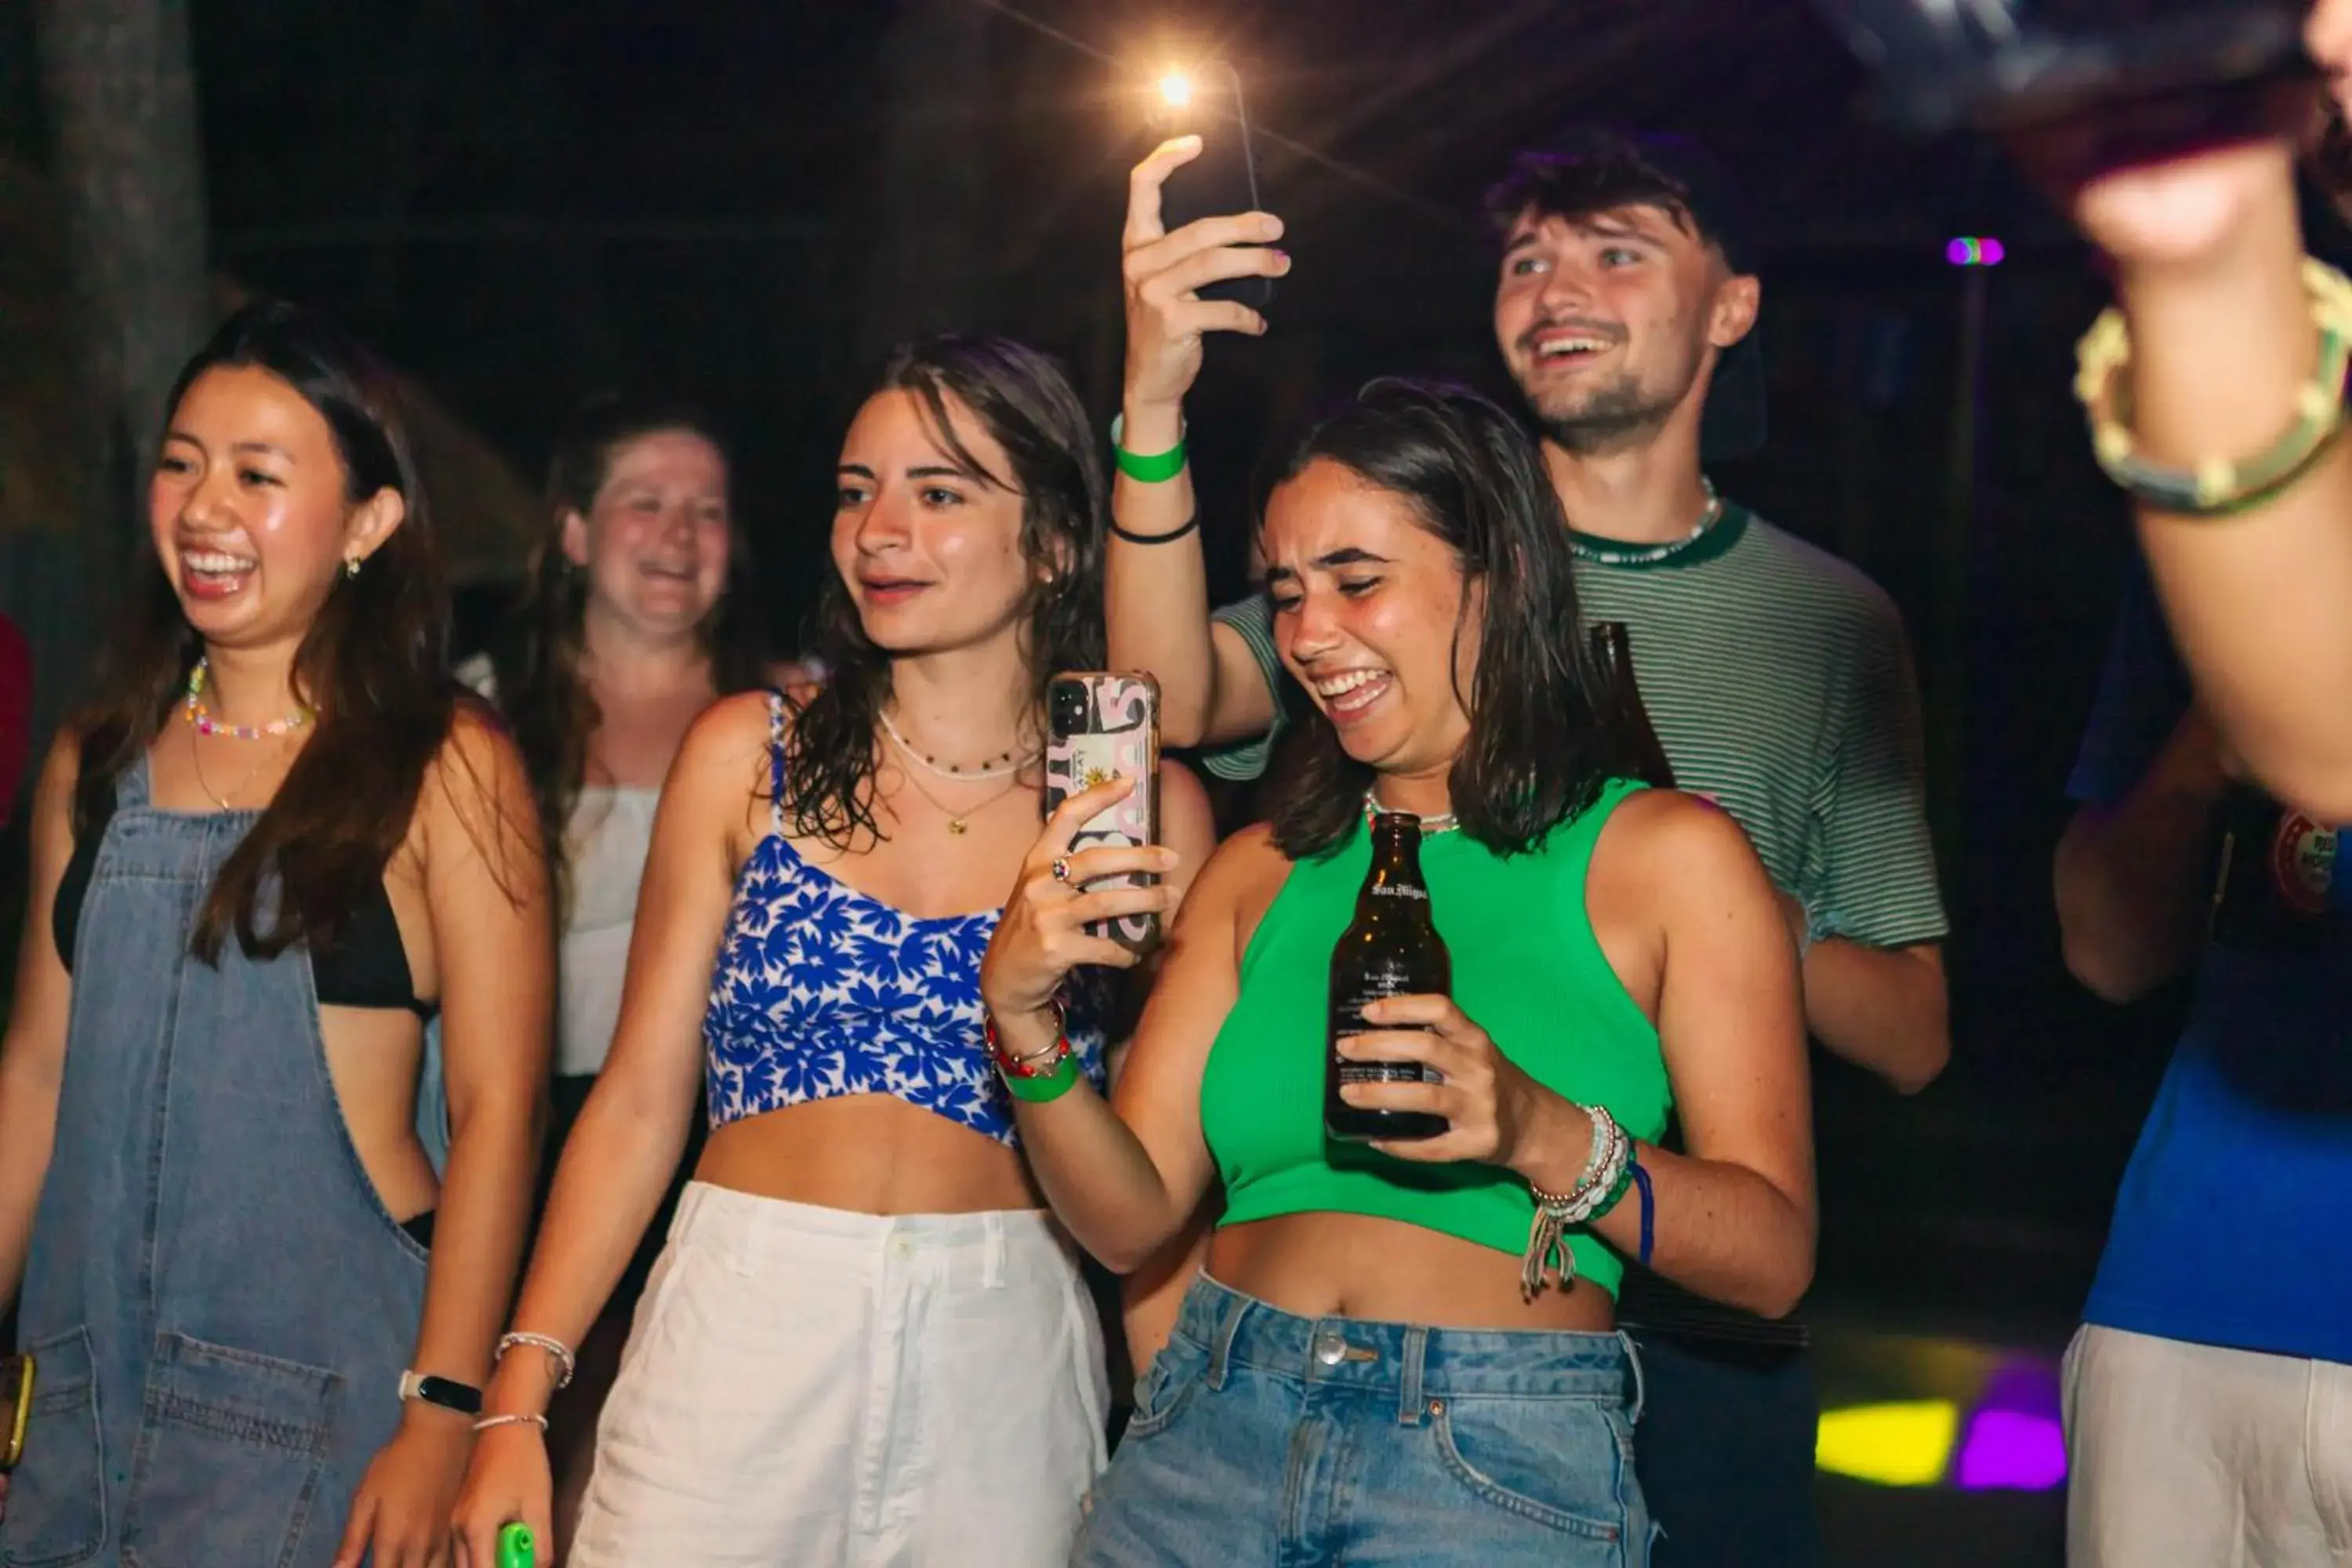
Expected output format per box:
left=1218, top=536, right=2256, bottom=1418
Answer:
left=1813, top=1399, right=1960, bottom=1488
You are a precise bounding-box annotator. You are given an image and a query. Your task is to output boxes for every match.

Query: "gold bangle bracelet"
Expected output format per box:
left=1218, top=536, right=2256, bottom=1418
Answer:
left=2074, top=257, right=2352, bottom=518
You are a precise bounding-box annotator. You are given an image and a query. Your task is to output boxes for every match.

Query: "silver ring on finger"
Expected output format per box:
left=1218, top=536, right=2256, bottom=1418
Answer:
left=1050, top=857, right=1072, bottom=884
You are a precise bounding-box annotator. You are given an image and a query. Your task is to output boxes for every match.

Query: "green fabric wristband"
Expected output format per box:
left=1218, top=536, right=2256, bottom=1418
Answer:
left=1002, top=1051, right=1082, bottom=1104
left=1588, top=1148, right=1640, bottom=1222
left=1109, top=412, right=1189, bottom=485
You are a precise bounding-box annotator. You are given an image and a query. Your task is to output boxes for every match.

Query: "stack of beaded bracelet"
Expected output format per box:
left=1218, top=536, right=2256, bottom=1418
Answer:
left=986, top=1000, right=1081, bottom=1104
left=474, top=1330, right=578, bottom=1435
left=1519, top=1104, right=1638, bottom=1302
left=495, top=1330, right=576, bottom=1388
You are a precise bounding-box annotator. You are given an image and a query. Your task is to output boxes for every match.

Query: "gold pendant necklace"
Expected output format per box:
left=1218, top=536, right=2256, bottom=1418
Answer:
left=191, top=729, right=272, bottom=811
left=889, top=754, right=1023, bottom=834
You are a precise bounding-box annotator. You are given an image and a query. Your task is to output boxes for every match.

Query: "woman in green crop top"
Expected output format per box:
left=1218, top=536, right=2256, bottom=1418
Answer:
left=982, top=380, right=1813, bottom=1565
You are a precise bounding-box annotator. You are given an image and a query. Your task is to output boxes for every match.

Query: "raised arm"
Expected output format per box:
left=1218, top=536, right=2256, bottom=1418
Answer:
left=2060, top=127, right=2352, bottom=819
left=452, top=691, right=769, bottom=1562
left=0, top=734, right=81, bottom=1314
left=1108, top=763, right=1221, bottom=1367
left=979, top=779, right=1244, bottom=1272
left=1107, top=138, right=1289, bottom=748
left=336, top=709, right=554, bottom=1567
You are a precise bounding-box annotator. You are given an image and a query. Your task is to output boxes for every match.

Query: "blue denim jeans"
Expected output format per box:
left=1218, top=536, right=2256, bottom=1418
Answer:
left=1075, top=1274, right=1653, bottom=1566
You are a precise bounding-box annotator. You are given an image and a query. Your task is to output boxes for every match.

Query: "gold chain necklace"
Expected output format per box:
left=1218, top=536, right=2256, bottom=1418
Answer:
left=190, top=728, right=279, bottom=811
left=887, top=753, right=1026, bottom=835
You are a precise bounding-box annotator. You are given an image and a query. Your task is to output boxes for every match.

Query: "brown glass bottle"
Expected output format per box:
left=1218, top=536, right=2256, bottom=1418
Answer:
left=1326, top=811, right=1451, bottom=1142
left=1590, top=621, right=1676, bottom=789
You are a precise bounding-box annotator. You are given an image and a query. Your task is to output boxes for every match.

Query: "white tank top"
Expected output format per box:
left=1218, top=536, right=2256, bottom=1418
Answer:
left=557, top=785, right=660, bottom=1077
left=456, top=654, right=662, bottom=1079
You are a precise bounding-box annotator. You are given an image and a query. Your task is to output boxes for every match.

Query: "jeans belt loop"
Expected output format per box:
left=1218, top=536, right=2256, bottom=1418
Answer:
left=1207, top=1284, right=1247, bottom=1392
left=1619, top=1329, right=1646, bottom=1426
left=1397, top=1324, right=1430, bottom=1425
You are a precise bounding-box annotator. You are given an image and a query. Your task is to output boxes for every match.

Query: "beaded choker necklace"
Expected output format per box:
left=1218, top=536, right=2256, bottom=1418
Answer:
left=877, top=706, right=1036, bottom=781
left=182, top=659, right=312, bottom=740
left=1569, top=478, right=1724, bottom=568
left=1363, top=791, right=1459, bottom=836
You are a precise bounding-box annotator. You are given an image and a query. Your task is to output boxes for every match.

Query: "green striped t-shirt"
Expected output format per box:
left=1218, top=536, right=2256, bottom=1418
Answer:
left=1207, top=504, right=1947, bottom=949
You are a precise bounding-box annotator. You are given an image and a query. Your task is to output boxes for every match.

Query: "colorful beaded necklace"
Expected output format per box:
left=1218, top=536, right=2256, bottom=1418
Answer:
left=1568, top=477, right=1725, bottom=568
left=182, top=658, right=313, bottom=740
left=1364, top=792, right=1459, bottom=836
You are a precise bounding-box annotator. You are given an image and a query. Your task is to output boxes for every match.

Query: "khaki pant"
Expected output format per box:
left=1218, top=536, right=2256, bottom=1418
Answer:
left=2064, top=1325, right=2352, bottom=1566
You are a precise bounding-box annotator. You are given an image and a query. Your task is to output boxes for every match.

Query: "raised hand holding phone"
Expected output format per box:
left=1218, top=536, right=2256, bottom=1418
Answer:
left=981, top=774, right=1180, bottom=1027
left=1122, top=136, right=1288, bottom=419
left=1041, top=674, right=1167, bottom=956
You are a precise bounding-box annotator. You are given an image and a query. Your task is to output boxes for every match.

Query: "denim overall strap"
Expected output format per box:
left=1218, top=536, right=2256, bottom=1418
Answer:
left=2, top=758, right=429, bottom=1568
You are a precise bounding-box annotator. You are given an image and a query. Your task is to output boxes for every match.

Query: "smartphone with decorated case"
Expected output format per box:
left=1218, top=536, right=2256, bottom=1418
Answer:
left=1043, top=673, right=1162, bottom=956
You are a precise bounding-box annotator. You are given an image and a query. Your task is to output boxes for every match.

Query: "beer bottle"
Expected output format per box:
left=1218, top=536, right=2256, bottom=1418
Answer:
left=1590, top=621, right=1675, bottom=789
left=1327, top=811, right=1451, bottom=1142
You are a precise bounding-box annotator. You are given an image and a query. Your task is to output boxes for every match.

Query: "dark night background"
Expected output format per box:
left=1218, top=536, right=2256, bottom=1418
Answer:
left=1, top=2, right=2202, bottom=1559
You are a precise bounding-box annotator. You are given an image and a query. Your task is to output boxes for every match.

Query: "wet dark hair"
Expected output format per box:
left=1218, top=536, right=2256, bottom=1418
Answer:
left=74, top=299, right=466, bottom=961
left=1258, top=378, right=1613, bottom=861
left=1483, top=130, right=1750, bottom=274
left=488, top=394, right=765, bottom=913
left=780, top=334, right=1106, bottom=847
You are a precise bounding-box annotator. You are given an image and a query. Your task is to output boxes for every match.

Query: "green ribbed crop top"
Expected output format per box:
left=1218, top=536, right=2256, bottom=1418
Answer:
left=1200, top=778, right=1671, bottom=1298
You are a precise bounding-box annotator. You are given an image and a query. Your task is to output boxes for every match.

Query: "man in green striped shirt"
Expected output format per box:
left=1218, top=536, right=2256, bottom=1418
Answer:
left=1107, top=129, right=1947, bottom=1566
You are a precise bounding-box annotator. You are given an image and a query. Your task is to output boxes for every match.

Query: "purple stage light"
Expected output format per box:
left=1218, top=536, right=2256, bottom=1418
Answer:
left=1954, top=1409, right=2067, bottom=1491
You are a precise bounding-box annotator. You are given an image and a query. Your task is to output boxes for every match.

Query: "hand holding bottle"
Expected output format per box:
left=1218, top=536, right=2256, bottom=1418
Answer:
left=1333, top=993, right=1565, bottom=1174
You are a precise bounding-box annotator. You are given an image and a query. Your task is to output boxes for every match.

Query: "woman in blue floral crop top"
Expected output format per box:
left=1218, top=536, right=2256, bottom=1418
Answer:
left=455, top=336, right=1216, bottom=1566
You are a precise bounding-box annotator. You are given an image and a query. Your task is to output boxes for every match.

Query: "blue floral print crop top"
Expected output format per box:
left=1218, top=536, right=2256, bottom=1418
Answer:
left=700, top=694, right=1108, bottom=1145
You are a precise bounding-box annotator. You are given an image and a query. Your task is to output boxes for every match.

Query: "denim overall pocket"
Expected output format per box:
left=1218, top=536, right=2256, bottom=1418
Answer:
left=0, top=1327, right=106, bottom=1568
left=119, top=1334, right=341, bottom=1568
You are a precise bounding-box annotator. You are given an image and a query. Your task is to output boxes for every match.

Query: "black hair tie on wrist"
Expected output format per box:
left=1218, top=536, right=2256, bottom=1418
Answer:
left=1108, top=514, right=1202, bottom=546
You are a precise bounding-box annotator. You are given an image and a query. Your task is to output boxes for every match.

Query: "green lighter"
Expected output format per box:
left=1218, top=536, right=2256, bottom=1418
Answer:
left=497, top=1523, right=536, bottom=1568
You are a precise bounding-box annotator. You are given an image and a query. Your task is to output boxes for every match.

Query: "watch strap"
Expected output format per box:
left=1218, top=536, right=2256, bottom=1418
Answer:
left=398, top=1368, right=485, bottom=1416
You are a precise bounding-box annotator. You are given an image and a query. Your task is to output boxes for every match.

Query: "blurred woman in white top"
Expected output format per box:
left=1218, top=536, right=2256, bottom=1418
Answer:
left=461, top=392, right=768, bottom=1545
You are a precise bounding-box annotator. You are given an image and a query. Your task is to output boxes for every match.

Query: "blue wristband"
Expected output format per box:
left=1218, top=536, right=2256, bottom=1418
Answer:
left=1632, top=1160, right=1655, bottom=1268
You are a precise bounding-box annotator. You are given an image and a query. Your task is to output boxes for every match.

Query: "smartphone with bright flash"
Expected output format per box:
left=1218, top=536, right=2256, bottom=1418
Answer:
left=1150, top=60, right=1274, bottom=309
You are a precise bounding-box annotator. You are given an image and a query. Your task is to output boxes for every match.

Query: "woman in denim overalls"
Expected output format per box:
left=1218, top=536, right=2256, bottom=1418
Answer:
left=0, top=302, right=551, bottom=1567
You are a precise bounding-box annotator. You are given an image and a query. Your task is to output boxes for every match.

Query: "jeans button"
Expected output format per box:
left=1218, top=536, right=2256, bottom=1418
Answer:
left=891, top=1236, right=914, bottom=1259
left=1312, top=1333, right=1347, bottom=1367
